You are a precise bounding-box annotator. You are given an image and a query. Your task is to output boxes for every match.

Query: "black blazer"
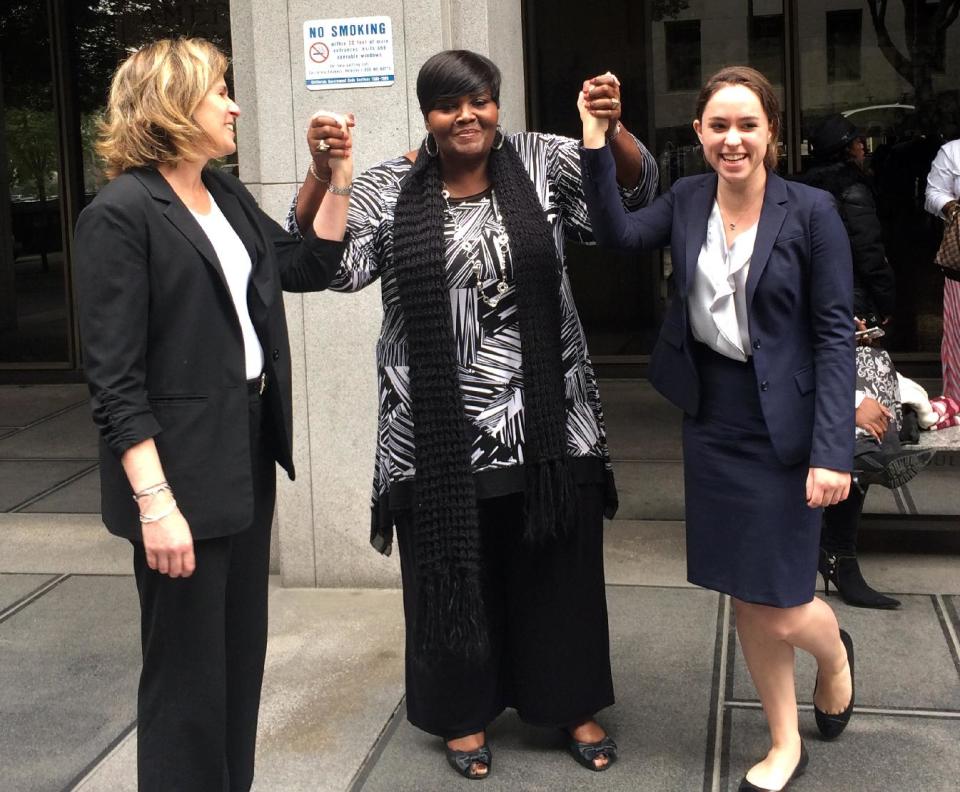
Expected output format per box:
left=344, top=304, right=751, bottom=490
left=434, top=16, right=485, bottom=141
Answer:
left=580, top=146, right=855, bottom=472
left=75, top=166, right=344, bottom=541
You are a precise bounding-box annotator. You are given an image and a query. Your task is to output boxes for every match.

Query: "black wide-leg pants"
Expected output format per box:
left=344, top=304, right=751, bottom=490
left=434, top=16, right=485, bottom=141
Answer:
left=395, top=483, right=615, bottom=739
left=133, top=383, right=276, bottom=792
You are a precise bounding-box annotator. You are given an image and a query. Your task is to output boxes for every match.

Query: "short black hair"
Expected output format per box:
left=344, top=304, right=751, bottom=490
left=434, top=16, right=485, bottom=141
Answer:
left=416, top=50, right=501, bottom=114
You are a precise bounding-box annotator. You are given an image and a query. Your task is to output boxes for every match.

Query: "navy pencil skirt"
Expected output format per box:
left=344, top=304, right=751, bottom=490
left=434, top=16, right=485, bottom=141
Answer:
left=683, top=344, right=820, bottom=607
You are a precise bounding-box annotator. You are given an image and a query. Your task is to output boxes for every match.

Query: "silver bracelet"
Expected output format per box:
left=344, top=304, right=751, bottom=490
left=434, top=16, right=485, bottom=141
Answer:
left=310, top=161, right=351, bottom=194
left=132, top=481, right=172, bottom=502
left=139, top=499, right=178, bottom=524
left=606, top=120, right=622, bottom=142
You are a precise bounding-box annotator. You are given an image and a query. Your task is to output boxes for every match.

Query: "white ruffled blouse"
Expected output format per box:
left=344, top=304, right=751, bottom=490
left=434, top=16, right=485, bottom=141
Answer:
left=688, top=201, right=757, bottom=362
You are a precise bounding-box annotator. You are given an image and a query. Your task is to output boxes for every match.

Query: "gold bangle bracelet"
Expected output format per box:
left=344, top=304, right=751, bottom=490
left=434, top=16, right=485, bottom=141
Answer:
left=309, top=161, right=331, bottom=184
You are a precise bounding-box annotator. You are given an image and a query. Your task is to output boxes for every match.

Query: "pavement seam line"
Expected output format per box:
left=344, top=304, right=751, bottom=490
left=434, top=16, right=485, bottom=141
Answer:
left=710, top=595, right=731, bottom=792
left=933, top=594, right=960, bottom=675
left=0, top=456, right=97, bottom=462
left=726, top=700, right=960, bottom=719
left=65, top=719, right=137, bottom=791
left=0, top=573, right=69, bottom=624
left=0, top=400, right=89, bottom=439
left=8, top=461, right=100, bottom=513
left=346, top=696, right=407, bottom=792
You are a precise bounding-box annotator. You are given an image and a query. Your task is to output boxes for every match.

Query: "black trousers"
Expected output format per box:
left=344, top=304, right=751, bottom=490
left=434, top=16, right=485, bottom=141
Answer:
left=395, top=483, right=615, bottom=739
left=821, top=484, right=868, bottom=555
left=133, top=384, right=276, bottom=792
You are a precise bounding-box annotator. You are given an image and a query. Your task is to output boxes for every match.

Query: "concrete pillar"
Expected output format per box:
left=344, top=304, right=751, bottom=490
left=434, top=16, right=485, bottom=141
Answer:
left=230, top=0, right=526, bottom=587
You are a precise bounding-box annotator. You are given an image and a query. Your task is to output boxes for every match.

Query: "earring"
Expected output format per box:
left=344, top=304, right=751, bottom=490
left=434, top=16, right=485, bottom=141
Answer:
left=492, top=125, right=505, bottom=151
left=424, top=132, right=439, bottom=157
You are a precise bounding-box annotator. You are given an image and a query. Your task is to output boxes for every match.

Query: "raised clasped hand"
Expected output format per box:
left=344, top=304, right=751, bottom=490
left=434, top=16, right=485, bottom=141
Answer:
left=578, top=71, right=623, bottom=146
left=582, top=71, right=623, bottom=122
left=805, top=466, right=851, bottom=509
left=577, top=92, right=608, bottom=144
left=306, top=110, right=356, bottom=174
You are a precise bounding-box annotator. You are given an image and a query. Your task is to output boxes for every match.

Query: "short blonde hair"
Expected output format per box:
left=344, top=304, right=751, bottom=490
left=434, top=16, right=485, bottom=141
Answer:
left=96, top=38, right=229, bottom=179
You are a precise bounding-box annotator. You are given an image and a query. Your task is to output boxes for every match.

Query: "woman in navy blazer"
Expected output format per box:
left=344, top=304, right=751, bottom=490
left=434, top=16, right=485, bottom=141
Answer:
left=74, top=39, right=352, bottom=791
left=579, top=67, right=856, bottom=791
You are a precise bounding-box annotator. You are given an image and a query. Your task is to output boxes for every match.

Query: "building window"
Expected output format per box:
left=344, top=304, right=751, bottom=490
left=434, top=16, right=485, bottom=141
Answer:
left=665, top=20, right=701, bottom=91
left=749, top=13, right=784, bottom=84
left=826, top=9, right=862, bottom=82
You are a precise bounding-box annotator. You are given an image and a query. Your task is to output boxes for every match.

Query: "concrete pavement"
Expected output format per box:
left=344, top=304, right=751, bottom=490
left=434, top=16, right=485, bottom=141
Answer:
left=2, top=383, right=958, bottom=791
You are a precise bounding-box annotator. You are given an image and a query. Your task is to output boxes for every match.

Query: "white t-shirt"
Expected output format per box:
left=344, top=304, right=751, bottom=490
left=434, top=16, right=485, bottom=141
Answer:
left=190, top=195, right=264, bottom=379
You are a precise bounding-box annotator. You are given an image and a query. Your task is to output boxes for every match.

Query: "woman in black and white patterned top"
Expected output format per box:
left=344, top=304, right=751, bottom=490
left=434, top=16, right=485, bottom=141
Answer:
left=290, top=50, right=657, bottom=779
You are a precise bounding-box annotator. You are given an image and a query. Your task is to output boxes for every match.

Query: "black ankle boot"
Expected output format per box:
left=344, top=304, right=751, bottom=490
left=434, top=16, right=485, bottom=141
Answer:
left=819, top=549, right=901, bottom=609
left=853, top=448, right=935, bottom=490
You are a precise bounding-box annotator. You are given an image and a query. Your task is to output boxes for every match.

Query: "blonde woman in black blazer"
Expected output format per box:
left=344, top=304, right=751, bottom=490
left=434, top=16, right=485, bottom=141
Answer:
left=74, top=38, right=353, bottom=791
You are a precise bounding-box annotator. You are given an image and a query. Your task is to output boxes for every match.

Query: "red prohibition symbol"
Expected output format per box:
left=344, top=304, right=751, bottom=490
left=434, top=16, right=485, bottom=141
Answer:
left=309, top=41, right=329, bottom=63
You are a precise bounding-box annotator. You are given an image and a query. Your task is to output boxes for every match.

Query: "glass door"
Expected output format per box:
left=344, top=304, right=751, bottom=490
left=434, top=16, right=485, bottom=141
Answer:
left=0, top=3, right=72, bottom=367
left=794, top=0, right=960, bottom=353
left=525, top=0, right=788, bottom=360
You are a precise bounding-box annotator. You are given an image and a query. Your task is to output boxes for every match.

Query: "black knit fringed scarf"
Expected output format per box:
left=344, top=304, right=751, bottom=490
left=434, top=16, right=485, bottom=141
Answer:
left=392, top=137, right=577, bottom=662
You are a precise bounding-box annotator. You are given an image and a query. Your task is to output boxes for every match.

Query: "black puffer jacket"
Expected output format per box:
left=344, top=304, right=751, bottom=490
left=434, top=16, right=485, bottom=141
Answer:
left=799, top=161, right=896, bottom=318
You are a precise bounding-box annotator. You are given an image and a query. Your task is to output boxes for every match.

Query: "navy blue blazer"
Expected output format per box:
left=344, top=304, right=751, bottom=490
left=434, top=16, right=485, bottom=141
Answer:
left=580, top=145, right=855, bottom=472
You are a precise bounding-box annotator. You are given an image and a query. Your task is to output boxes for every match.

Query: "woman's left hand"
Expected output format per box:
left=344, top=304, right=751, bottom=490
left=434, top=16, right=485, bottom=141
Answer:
left=582, top=72, right=622, bottom=122
left=578, top=92, right=608, bottom=147
left=805, top=467, right=851, bottom=508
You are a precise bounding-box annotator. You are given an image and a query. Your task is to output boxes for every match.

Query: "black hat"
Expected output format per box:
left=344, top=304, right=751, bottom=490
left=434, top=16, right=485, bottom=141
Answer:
left=810, top=115, right=860, bottom=159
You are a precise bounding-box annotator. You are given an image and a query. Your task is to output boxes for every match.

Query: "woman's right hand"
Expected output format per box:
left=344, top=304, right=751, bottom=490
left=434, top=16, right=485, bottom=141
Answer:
left=142, top=500, right=195, bottom=578
left=306, top=111, right=354, bottom=175
left=855, top=396, right=892, bottom=441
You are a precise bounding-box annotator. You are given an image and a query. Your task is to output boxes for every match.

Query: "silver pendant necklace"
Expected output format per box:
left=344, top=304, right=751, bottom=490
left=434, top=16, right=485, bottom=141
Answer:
left=441, top=184, right=511, bottom=308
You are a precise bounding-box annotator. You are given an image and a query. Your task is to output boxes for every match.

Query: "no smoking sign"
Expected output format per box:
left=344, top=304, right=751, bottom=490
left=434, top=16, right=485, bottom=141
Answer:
left=309, top=41, right=329, bottom=64
left=302, top=17, right=395, bottom=90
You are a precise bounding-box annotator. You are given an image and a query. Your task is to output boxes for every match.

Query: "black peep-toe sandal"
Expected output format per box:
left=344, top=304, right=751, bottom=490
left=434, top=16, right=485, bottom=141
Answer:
left=567, top=734, right=618, bottom=772
left=444, top=742, right=492, bottom=780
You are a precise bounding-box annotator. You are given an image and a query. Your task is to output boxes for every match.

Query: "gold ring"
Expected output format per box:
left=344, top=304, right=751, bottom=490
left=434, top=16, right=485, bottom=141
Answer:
left=610, top=98, right=620, bottom=109
left=315, top=139, right=331, bottom=153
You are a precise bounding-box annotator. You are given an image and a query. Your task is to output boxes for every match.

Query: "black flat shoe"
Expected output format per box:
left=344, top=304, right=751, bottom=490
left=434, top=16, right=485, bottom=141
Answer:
left=738, top=742, right=809, bottom=791
left=567, top=734, right=618, bottom=772
left=819, top=549, right=901, bottom=609
left=814, top=629, right=855, bottom=740
left=444, top=742, right=491, bottom=780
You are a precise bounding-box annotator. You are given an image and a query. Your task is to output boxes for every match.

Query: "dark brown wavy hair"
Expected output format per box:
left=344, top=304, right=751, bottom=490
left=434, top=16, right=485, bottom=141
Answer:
left=695, top=65, right=781, bottom=169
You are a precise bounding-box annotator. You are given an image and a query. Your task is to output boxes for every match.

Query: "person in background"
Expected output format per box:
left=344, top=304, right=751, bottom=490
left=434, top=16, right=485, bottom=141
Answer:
left=579, top=66, right=855, bottom=792
left=73, top=38, right=350, bottom=791
left=924, top=136, right=960, bottom=402
left=801, top=115, right=895, bottom=323
left=289, top=49, right=658, bottom=779
left=799, top=115, right=902, bottom=608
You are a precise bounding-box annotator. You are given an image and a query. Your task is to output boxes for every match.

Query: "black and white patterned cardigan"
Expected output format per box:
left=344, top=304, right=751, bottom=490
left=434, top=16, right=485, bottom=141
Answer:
left=287, top=131, right=658, bottom=552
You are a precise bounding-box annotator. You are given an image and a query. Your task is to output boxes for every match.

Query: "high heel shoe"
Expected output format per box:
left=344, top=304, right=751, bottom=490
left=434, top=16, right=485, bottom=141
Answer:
left=737, top=742, right=808, bottom=791
left=819, top=549, right=901, bottom=609
left=813, top=629, right=855, bottom=740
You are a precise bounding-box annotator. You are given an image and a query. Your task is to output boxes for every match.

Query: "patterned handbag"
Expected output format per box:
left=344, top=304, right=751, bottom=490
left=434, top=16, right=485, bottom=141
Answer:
left=935, top=208, right=960, bottom=281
